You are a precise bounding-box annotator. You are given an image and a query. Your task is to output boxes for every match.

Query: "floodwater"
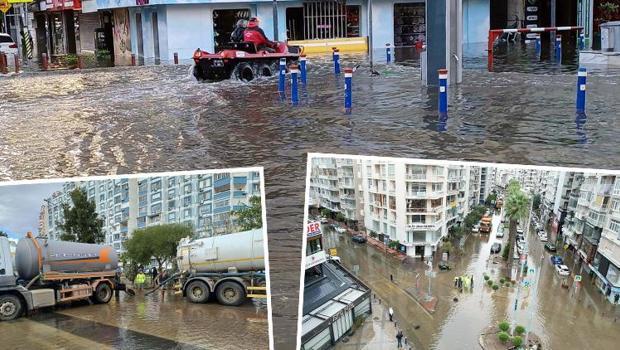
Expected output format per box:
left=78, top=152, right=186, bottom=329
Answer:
left=0, top=290, right=269, bottom=349
left=322, top=210, right=620, bottom=350
left=1, top=44, right=620, bottom=349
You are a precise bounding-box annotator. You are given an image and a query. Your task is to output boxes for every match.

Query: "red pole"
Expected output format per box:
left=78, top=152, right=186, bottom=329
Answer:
left=174, top=52, right=179, bottom=65
left=42, top=53, right=49, bottom=70
left=14, top=54, right=19, bottom=74
left=131, top=54, right=136, bottom=66
left=0, top=54, right=6, bottom=74
left=77, top=55, right=83, bottom=69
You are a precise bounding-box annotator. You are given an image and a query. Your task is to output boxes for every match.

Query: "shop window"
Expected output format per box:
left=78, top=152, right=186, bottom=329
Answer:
left=394, top=3, right=426, bottom=47
left=287, top=1, right=359, bottom=40
left=346, top=5, right=360, bottom=37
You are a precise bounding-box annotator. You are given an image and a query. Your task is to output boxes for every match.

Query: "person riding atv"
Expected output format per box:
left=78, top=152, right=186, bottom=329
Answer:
left=243, top=17, right=277, bottom=52
left=230, top=19, right=247, bottom=43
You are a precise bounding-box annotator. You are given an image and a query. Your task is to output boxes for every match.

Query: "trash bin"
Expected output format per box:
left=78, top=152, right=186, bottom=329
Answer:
left=600, top=21, right=620, bottom=52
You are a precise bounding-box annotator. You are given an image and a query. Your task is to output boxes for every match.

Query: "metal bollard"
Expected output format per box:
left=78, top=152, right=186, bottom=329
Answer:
left=131, top=54, right=136, bottom=66
left=344, top=67, right=353, bottom=114
left=299, top=55, right=307, bottom=86
left=386, top=43, right=391, bottom=64
left=555, top=35, right=562, bottom=61
left=290, top=64, right=299, bottom=105
left=42, top=52, right=49, bottom=71
left=14, top=54, right=20, bottom=73
left=438, top=69, right=448, bottom=115
left=278, top=57, right=286, bottom=93
left=576, top=67, right=587, bottom=114
left=535, top=36, right=541, bottom=56
left=579, top=32, right=585, bottom=50
left=174, top=52, right=179, bottom=65
left=77, top=55, right=83, bottom=69
left=332, top=48, right=340, bottom=75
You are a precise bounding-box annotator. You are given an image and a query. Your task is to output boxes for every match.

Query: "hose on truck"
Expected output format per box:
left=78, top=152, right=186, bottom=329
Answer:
left=144, top=272, right=182, bottom=296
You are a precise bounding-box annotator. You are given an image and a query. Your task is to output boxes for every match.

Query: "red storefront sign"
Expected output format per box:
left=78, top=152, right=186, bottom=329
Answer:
left=46, top=0, right=81, bottom=11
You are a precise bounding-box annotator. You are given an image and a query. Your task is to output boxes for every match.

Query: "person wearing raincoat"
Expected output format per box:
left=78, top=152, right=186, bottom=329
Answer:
left=135, top=270, right=146, bottom=290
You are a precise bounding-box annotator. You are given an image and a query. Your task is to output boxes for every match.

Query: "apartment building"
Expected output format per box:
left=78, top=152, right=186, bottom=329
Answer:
left=309, top=158, right=364, bottom=227
left=39, top=172, right=261, bottom=252
left=540, top=171, right=576, bottom=242
left=361, top=161, right=484, bottom=258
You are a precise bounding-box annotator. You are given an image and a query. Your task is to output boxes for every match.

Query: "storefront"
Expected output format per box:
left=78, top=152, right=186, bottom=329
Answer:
left=35, top=0, right=81, bottom=59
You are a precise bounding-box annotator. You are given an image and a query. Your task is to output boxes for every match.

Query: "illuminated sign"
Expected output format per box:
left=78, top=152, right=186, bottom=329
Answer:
left=307, top=221, right=321, bottom=238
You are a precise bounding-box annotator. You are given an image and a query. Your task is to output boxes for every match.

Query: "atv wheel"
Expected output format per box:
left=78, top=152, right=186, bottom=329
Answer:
left=193, top=64, right=205, bottom=81
left=235, top=62, right=256, bottom=82
left=257, top=63, right=275, bottom=77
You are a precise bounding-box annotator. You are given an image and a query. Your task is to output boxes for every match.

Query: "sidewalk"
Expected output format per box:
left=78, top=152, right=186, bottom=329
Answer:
left=336, top=298, right=409, bottom=350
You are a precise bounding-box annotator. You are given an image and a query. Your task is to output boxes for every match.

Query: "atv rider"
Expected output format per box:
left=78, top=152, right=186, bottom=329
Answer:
left=230, top=19, right=247, bottom=43
left=243, top=17, right=277, bottom=52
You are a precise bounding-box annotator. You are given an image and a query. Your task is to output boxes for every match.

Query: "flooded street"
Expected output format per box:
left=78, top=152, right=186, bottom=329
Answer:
left=0, top=291, right=269, bottom=349
left=2, top=48, right=620, bottom=348
left=322, top=210, right=620, bottom=350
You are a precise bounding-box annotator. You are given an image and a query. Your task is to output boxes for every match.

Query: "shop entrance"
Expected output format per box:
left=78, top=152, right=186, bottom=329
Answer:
left=285, top=1, right=361, bottom=40
left=213, top=9, right=250, bottom=52
left=393, top=3, right=426, bottom=47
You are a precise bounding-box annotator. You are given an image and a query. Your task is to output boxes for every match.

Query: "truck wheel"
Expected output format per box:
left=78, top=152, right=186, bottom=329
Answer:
left=92, top=283, right=113, bottom=304
left=186, top=280, right=210, bottom=303
left=257, top=63, right=274, bottom=77
left=216, top=281, right=246, bottom=306
left=0, top=294, right=23, bottom=321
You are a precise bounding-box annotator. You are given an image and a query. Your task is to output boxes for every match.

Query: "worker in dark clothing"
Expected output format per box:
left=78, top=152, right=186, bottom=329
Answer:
left=230, top=19, right=247, bottom=43
left=243, top=17, right=276, bottom=51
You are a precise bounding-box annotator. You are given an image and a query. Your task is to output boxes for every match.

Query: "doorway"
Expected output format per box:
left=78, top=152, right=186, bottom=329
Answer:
left=394, top=3, right=426, bottom=47
left=213, top=9, right=250, bottom=52
left=286, top=7, right=304, bottom=40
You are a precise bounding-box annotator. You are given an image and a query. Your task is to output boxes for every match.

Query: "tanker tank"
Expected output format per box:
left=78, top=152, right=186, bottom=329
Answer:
left=15, top=235, right=119, bottom=280
left=177, top=228, right=265, bottom=274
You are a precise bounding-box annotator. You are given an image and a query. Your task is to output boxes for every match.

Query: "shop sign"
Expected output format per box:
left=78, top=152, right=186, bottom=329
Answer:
left=574, top=274, right=582, bottom=282
left=7, top=0, right=33, bottom=3
left=307, top=221, right=321, bottom=238
left=328, top=248, right=337, bottom=257
left=0, top=0, right=11, bottom=13
left=136, top=0, right=149, bottom=5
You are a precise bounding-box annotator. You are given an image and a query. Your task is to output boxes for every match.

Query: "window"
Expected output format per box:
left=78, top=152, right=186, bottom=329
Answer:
left=168, top=212, right=176, bottom=221
left=306, top=237, right=323, bottom=256
left=151, top=203, right=162, bottom=214
left=184, top=184, right=192, bottom=194
left=168, top=199, right=176, bottom=209
left=184, top=195, right=192, bottom=206
left=168, top=188, right=176, bottom=198
left=200, top=204, right=211, bottom=215
left=151, top=180, right=162, bottom=191
left=183, top=208, right=192, bottom=218
left=168, top=177, right=176, bottom=187
left=152, top=191, right=162, bottom=201
left=609, top=220, right=620, bottom=236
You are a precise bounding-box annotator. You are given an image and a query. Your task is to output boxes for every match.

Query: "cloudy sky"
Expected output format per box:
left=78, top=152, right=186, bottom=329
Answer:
left=0, top=182, right=63, bottom=239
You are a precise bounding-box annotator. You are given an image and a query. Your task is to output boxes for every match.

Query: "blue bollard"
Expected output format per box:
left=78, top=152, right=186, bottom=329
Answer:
left=278, top=58, right=286, bottom=93
left=344, top=67, right=353, bottom=114
left=386, top=43, right=391, bottom=64
left=576, top=67, right=587, bottom=114
left=300, top=55, right=307, bottom=86
left=535, top=36, right=541, bottom=56
left=579, top=32, right=585, bottom=50
left=290, top=64, right=299, bottom=106
left=332, top=48, right=340, bottom=75
left=555, top=35, right=562, bottom=61
left=438, top=69, right=448, bottom=116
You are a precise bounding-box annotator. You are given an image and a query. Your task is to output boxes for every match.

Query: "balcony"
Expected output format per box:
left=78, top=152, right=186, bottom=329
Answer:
left=447, top=175, right=460, bottom=183
left=406, top=191, right=443, bottom=199
left=405, top=173, right=426, bottom=181
left=407, top=220, right=443, bottom=232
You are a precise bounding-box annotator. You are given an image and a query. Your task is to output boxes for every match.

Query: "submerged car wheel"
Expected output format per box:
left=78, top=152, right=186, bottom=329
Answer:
left=235, top=63, right=256, bottom=82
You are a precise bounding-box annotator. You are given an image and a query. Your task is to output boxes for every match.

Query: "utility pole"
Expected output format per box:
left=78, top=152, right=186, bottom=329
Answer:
left=367, top=0, right=374, bottom=73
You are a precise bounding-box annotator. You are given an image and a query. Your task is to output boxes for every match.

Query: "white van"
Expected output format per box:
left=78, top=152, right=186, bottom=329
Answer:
left=0, top=33, right=18, bottom=56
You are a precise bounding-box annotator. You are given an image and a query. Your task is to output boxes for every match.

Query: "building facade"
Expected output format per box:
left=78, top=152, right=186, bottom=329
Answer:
left=39, top=171, right=261, bottom=252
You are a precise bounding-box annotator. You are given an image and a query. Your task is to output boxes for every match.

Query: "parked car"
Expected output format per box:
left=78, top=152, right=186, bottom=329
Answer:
left=472, top=224, right=480, bottom=233
left=352, top=234, right=367, bottom=243
left=544, top=243, right=557, bottom=252
left=320, top=216, right=328, bottom=224
left=335, top=226, right=347, bottom=234
left=555, top=264, right=570, bottom=277
left=438, top=261, right=451, bottom=270
left=0, top=33, right=18, bottom=56
left=550, top=255, right=564, bottom=265
left=496, top=229, right=505, bottom=238
left=490, top=242, right=502, bottom=254
left=539, top=234, right=548, bottom=242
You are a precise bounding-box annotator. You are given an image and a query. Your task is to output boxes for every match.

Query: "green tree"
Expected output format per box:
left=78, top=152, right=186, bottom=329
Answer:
left=59, top=188, right=104, bottom=243
left=504, top=184, right=530, bottom=274
left=335, top=212, right=346, bottom=222
left=232, top=196, right=263, bottom=231
left=443, top=241, right=454, bottom=259
left=320, top=208, right=331, bottom=218
left=0, top=230, right=8, bottom=237
left=485, top=193, right=497, bottom=206
left=124, top=223, right=192, bottom=271
left=532, top=194, right=541, bottom=212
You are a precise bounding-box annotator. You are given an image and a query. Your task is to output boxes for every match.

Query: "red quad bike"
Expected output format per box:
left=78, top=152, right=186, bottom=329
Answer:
left=192, top=42, right=302, bottom=82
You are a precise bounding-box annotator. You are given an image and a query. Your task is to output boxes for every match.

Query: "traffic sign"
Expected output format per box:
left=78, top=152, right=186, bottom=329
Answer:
left=574, top=275, right=582, bottom=282
left=329, top=248, right=337, bottom=256
left=0, top=0, right=11, bottom=13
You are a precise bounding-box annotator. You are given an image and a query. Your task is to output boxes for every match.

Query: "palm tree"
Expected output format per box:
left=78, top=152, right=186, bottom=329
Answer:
left=504, top=183, right=531, bottom=279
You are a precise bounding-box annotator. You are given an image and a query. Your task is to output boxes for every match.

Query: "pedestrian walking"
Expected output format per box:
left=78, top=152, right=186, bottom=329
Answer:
left=614, top=293, right=619, bottom=304
left=396, top=330, right=403, bottom=348
left=388, top=306, right=394, bottom=321
left=151, top=266, right=158, bottom=287
left=454, top=276, right=458, bottom=288
left=471, top=275, right=474, bottom=289
left=390, top=274, right=394, bottom=282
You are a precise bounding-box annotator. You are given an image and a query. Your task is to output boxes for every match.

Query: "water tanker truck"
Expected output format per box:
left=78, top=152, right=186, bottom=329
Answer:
left=175, top=228, right=267, bottom=306
left=0, top=233, right=126, bottom=321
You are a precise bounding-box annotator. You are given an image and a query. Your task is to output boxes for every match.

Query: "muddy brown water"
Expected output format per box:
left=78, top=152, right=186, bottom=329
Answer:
left=1, top=46, right=620, bottom=349
left=0, top=291, right=268, bottom=349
